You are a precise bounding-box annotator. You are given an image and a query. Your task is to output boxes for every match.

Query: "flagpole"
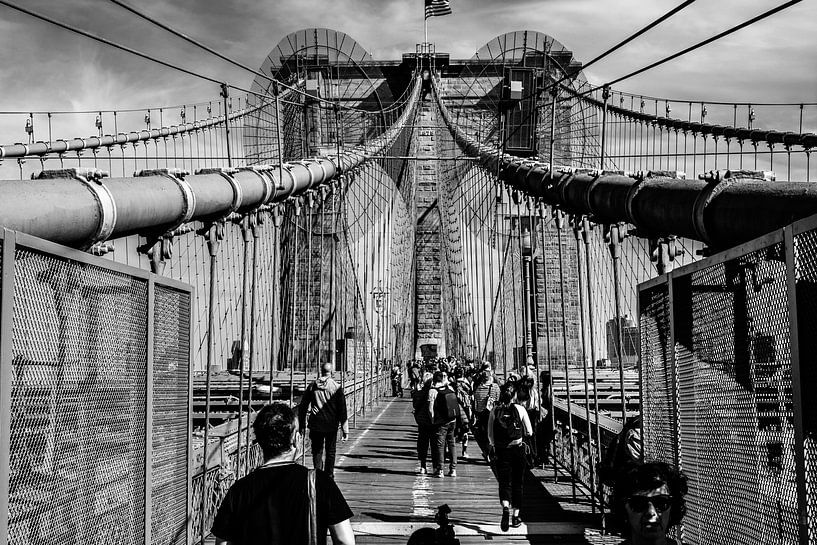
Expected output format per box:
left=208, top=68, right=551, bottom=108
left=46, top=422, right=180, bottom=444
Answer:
left=424, top=11, right=427, bottom=46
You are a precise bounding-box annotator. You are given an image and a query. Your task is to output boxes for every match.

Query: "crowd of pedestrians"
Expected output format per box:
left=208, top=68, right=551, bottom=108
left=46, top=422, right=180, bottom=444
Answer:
left=211, top=357, right=688, bottom=544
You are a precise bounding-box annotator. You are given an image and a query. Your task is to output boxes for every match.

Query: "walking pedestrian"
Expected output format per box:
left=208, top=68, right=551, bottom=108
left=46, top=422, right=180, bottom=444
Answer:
left=298, top=362, right=349, bottom=479
left=427, top=370, right=460, bottom=478
left=212, top=402, right=355, bottom=545
left=488, top=382, right=533, bottom=532
left=473, top=368, right=500, bottom=446
left=412, top=372, right=434, bottom=474
left=391, top=362, right=404, bottom=397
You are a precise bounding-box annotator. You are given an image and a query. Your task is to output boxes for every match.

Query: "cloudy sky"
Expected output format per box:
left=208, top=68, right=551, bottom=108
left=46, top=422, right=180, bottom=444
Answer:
left=0, top=0, right=815, bottom=133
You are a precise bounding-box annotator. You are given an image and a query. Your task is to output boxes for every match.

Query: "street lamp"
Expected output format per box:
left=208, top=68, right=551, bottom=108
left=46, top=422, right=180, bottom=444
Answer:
left=521, top=227, right=535, bottom=371
left=371, top=283, right=389, bottom=369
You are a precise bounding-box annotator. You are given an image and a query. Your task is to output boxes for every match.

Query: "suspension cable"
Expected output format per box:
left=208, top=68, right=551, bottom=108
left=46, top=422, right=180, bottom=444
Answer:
left=0, top=0, right=259, bottom=97
left=451, top=0, right=805, bottom=155
left=544, top=0, right=697, bottom=94
left=104, top=0, right=368, bottom=111
left=602, top=0, right=803, bottom=89
left=105, top=0, right=277, bottom=86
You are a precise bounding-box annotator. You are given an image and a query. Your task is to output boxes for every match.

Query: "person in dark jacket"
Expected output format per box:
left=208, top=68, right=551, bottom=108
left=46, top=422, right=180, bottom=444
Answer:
left=213, top=402, right=355, bottom=545
left=299, top=362, right=349, bottom=478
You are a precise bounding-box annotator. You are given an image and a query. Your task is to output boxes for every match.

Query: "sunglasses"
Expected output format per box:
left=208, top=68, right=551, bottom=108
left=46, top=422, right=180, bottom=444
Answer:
left=627, top=495, right=672, bottom=513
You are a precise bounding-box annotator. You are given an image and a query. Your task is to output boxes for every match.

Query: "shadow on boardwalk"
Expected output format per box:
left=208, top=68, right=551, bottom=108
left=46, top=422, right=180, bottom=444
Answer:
left=328, top=396, right=615, bottom=544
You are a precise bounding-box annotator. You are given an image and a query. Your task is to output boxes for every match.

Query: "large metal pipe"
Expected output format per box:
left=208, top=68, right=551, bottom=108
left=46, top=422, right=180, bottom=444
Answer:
left=435, top=84, right=817, bottom=250
left=0, top=77, right=421, bottom=248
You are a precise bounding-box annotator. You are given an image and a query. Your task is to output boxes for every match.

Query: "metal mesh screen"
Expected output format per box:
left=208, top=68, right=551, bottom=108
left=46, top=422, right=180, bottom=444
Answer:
left=638, top=281, right=675, bottom=464
left=8, top=247, right=148, bottom=545
left=793, top=228, right=817, bottom=542
left=674, top=241, right=797, bottom=545
left=151, top=285, right=191, bottom=545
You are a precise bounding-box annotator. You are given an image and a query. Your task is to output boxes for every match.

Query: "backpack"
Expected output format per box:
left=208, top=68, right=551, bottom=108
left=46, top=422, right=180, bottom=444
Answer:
left=433, top=386, right=459, bottom=424
left=411, top=387, right=432, bottom=426
left=493, top=405, right=523, bottom=447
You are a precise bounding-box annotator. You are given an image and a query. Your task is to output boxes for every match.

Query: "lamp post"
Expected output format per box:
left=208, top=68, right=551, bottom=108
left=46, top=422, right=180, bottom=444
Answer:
left=371, top=282, right=389, bottom=372
left=521, top=227, right=535, bottom=370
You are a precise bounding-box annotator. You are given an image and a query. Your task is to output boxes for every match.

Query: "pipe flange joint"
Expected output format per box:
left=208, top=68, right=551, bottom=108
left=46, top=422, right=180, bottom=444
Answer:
left=295, top=160, right=318, bottom=190
left=135, top=168, right=196, bottom=230
left=238, top=165, right=275, bottom=205
left=624, top=176, right=651, bottom=227
left=692, top=173, right=734, bottom=244
left=35, top=167, right=116, bottom=247
left=583, top=170, right=605, bottom=217
left=196, top=167, right=243, bottom=214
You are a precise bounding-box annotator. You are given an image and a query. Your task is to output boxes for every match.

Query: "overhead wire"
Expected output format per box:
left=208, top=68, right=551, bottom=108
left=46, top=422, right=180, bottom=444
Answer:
left=543, top=0, right=697, bottom=94
left=0, top=0, right=264, bottom=99
left=482, top=0, right=805, bottom=157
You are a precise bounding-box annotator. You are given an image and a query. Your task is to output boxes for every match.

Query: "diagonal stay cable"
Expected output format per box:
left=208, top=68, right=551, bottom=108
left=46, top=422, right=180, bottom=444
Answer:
left=106, top=0, right=276, bottom=85
left=104, top=0, right=371, bottom=112
left=566, top=0, right=804, bottom=101
left=543, top=0, right=697, bottom=95
left=0, top=0, right=264, bottom=98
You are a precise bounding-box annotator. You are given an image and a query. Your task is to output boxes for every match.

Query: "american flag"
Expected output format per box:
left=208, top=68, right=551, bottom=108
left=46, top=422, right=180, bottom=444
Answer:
left=425, top=0, right=452, bottom=19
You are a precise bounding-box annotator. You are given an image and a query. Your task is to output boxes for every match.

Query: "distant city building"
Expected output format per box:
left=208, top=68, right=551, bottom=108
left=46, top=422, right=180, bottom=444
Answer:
left=606, top=316, right=639, bottom=367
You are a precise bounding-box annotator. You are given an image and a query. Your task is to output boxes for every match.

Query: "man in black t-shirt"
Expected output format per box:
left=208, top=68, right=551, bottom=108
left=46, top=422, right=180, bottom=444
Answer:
left=212, top=403, right=355, bottom=545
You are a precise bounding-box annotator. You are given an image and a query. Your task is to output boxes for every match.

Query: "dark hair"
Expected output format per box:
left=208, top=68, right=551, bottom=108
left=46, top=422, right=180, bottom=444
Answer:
left=498, top=382, right=516, bottom=405
left=610, top=461, right=688, bottom=536
left=253, top=403, right=297, bottom=459
left=432, top=370, right=445, bottom=383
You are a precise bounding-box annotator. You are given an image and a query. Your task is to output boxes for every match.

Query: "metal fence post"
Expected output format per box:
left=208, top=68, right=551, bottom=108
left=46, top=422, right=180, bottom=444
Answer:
left=609, top=224, right=628, bottom=422
left=784, top=226, right=810, bottom=545
left=555, top=210, right=577, bottom=500
left=200, top=222, right=220, bottom=545
left=245, top=214, right=260, bottom=473
left=0, top=231, right=17, bottom=545
left=145, top=278, right=155, bottom=545
left=573, top=218, right=596, bottom=513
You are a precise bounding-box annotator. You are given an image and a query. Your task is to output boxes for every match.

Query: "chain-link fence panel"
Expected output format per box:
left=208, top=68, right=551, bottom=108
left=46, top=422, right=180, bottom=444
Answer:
left=792, top=225, right=817, bottom=543
left=638, top=280, right=675, bottom=465
left=151, top=285, right=192, bottom=545
left=7, top=246, right=148, bottom=545
left=668, top=237, right=797, bottom=545
left=1, top=234, right=193, bottom=545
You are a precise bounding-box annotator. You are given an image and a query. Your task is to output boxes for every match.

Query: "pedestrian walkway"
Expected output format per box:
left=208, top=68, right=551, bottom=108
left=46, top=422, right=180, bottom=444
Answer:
left=331, top=396, right=608, bottom=544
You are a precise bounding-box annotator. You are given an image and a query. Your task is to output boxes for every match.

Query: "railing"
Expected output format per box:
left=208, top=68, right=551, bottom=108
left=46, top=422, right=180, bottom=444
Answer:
left=638, top=212, right=817, bottom=545
left=190, top=370, right=389, bottom=543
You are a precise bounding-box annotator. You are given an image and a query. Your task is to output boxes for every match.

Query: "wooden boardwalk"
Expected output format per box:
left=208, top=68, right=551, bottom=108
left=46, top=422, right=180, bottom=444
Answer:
left=327, top=396, right=614, bottom=544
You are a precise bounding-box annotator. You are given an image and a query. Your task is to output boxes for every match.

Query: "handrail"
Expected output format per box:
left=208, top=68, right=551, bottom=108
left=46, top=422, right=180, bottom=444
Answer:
left=570, top=87, right=817, bottom=150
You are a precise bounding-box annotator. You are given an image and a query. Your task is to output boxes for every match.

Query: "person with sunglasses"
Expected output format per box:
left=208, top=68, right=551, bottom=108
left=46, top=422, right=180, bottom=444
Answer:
left=611, top=461, right=689, bottom=545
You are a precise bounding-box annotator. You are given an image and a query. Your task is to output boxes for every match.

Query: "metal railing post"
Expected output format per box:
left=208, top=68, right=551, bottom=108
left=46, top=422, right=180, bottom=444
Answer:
left=245, top=213, right=260, bottom=473
left=573, top=218, right=596, bottom=513
left=582, top=216, right=605, bottom=519
left=600, top=86, right=610, bottom=170
left=200, top=222, right=221, bottom=544
left=609, top=224, right=628, bottom=422
left=555, top=209, right=576, bottom=500
left=220, top=83, right=232, bottom=167
left=784, top=226, right=810, bottom=545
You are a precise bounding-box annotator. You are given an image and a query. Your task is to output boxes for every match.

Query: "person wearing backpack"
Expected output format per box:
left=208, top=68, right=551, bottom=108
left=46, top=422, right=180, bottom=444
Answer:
left=488, top=382, right=533, bottom=532
left=412, top=372, right=434, bottom=474
left=427, top=370, right=460, bottom=478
